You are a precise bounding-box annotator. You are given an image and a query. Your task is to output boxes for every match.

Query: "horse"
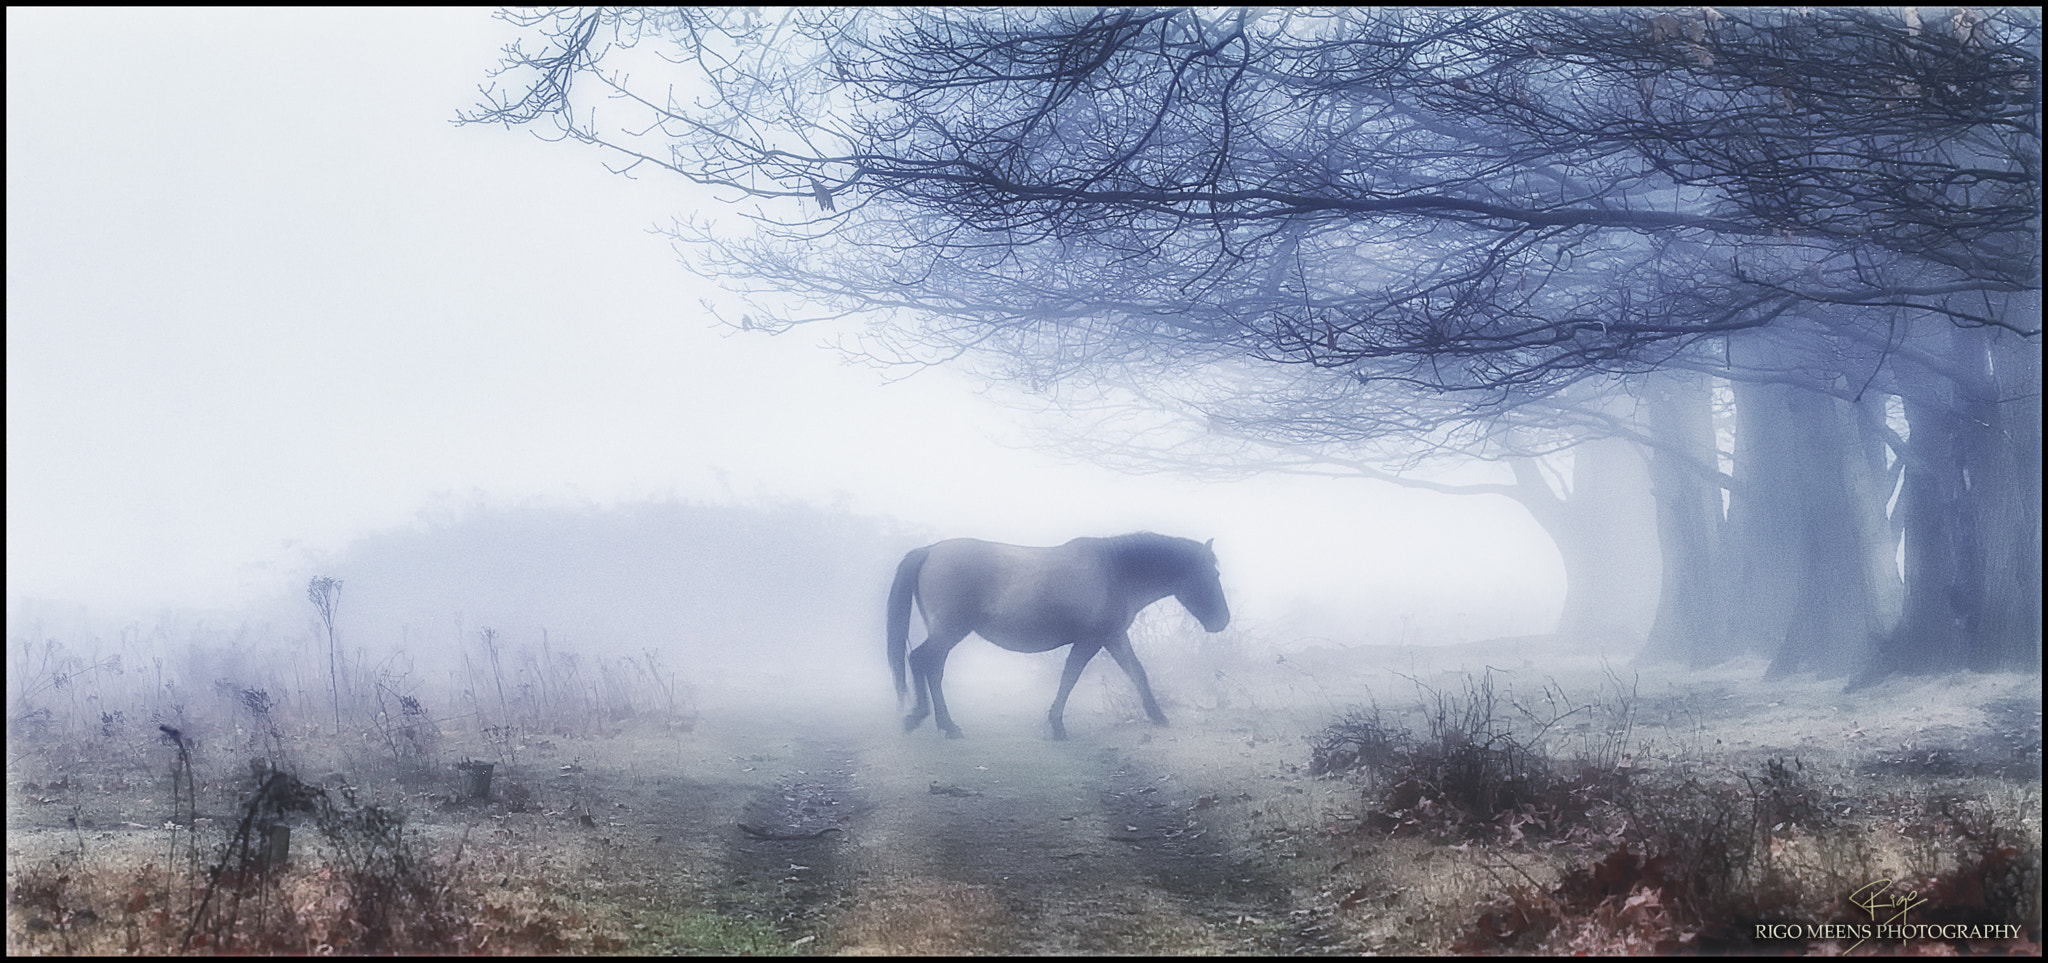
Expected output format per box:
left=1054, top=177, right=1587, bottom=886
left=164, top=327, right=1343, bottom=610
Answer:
left=886, top=532, right=1230, bottom=740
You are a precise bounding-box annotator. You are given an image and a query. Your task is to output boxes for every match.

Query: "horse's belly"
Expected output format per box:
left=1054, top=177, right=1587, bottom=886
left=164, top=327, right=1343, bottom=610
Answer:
left=974, top=601, right=1112, bottom=652
left=973, top=622, right=1077, bottom=653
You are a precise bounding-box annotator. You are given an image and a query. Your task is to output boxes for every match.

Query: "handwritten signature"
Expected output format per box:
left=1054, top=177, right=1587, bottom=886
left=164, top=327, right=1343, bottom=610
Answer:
left=1846, top=879, right=1927, bottom=951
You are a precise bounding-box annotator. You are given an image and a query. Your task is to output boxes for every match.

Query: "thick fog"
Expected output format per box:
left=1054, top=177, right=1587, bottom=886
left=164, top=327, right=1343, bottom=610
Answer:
left=8, top=11, right=2037, bottom=956
left=7, top=10, right=1563, bottom=693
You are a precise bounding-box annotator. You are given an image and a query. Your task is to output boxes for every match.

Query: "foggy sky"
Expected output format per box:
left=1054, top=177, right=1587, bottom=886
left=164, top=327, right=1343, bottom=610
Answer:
left=6, top=9, right=1561, bottom=642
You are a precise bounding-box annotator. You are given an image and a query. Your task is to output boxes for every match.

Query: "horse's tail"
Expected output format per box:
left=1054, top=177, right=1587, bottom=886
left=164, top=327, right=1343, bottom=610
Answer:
left=887, top=546, right=929, bottom=706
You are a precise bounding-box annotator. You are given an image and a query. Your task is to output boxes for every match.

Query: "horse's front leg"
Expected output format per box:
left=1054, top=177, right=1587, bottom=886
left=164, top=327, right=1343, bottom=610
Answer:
left=1103, top=633, right=1168, bottom=727
left=1046, top=642, right=1101, bottom=740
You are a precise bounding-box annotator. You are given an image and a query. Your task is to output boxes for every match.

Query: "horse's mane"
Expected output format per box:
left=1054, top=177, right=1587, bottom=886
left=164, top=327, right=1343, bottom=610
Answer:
left=1102, top=531, right=1203, bottom=585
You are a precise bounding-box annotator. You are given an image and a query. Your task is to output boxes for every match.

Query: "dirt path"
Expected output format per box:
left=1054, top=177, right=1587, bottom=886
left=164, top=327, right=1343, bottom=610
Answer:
left=680, top=699, right=1348, bottom=955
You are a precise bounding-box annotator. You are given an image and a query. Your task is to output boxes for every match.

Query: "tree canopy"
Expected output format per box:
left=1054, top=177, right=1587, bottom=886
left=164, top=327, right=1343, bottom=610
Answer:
left=466, top=7, right=2034, bottom=388
left=463, top=7, right=2040, bottom=676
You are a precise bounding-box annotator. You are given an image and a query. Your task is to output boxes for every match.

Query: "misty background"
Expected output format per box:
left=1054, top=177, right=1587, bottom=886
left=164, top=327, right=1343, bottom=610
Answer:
left=7, top=9, right=1562, bottom=692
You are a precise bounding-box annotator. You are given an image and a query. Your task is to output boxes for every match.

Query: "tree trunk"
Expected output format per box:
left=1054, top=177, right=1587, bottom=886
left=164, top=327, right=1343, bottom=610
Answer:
left=1719, top=379, right=1805, bottom=657
left=1510, top=438, right=1660, bottom=650
left=1874, top=325, right=2042, bottom=677
left=1975, top=331, right=2043, bottom=671
left=1718, top=378, right=1901, bottom=677
left=1765, top=387, right=1898, bottom=677
left=1640, top=370, right=1729, bottom=664
left=1885, top=384, right=1976, bottom=674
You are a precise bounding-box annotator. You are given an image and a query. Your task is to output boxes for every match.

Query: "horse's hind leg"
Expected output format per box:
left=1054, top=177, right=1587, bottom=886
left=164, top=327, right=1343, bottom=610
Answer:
left=1103, top=634, right=1169, bottom=726
left=901, top=675, right=931, bottom=734
left=1046, top=642, right=1102, bottom=740
left=905, top=633, right=967, bottom=738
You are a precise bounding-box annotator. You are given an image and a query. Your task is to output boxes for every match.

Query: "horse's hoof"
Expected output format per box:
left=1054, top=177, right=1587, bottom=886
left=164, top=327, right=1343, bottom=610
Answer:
left=902, top=717, right=924, bottom=733
left=1148, top=715, right=1170, bottom=727
left=942, top=727, right=965, bottom=739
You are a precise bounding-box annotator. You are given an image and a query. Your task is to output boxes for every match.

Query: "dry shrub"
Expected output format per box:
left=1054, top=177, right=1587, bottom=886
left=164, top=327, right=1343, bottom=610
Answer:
left=1456, top=771, right=1784, bottom=953
left=1827, top=794, right=2044, bottom=943
left=7, top=769, right=482, bottom=955
left=1314, top=669, right=1620, bottom=843
left=1456, top=766, right=2042, bottom=954
left=1311, top=672, right=2039, bottom=953
left=308, top=788, right=471, bottom=952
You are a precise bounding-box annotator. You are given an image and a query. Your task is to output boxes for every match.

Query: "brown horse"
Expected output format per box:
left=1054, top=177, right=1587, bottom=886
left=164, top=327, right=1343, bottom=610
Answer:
left=887, top=532, right=1230, bottom=739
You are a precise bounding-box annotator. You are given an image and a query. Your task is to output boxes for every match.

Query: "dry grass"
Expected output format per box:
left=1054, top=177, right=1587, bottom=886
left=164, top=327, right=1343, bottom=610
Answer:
left=1285, top=658, right=2042, bottom=954
left=6, top=622, right=2039, bottom=956
left=4, top=638, right=725, bottom=959
left=827, top=877, right=1013, bottom=955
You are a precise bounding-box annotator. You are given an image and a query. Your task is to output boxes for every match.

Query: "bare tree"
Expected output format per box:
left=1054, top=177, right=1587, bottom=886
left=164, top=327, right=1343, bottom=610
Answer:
left=463, top=7, right=2040, bottom=676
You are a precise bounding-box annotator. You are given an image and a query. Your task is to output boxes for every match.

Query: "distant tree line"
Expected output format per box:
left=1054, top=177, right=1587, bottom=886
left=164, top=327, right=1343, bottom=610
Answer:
left=462, top=7, right=2041, bottom=681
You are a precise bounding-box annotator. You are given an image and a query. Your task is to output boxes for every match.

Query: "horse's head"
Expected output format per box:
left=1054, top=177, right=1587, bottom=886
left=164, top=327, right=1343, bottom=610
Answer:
left=1176, top=538, right=1231, bottom=633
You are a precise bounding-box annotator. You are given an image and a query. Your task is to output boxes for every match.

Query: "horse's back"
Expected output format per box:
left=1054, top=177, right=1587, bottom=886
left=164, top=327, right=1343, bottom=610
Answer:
left=919, top=537, right=1100, bottom=606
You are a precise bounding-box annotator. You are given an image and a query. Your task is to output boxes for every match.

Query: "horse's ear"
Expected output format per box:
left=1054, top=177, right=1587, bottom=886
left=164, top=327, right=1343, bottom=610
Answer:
left=1204, top=538, right=1215, bottom=553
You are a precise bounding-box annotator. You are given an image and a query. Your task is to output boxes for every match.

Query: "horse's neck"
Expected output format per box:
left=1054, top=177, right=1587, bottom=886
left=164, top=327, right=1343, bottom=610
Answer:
left=1119, top=574, right=1180, bottom=612
left=1100, top=537, right=1190, bottom=611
